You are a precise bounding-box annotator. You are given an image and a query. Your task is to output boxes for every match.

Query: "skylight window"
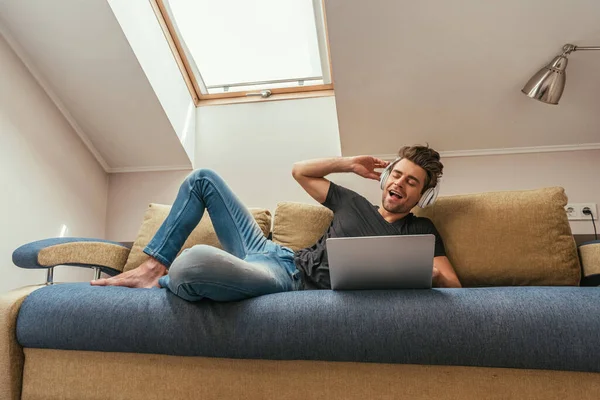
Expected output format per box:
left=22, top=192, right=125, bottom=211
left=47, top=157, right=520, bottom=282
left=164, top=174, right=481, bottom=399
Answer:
left=154, top=0, right=333, bottom=102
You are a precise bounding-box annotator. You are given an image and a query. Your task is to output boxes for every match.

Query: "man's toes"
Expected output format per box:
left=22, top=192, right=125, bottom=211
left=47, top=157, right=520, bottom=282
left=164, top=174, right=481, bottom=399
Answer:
left=91, top=277, right=123, bottom=286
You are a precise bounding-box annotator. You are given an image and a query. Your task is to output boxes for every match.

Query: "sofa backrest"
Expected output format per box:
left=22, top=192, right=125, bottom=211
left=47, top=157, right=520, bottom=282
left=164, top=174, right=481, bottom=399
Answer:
left=271, top=187, right=580, bottom=287
left=124, top=187, right=580, bottom=286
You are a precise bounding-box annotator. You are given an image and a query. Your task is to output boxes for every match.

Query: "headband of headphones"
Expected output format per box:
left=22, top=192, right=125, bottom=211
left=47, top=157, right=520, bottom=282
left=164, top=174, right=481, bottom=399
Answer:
left=379, top=157, right=441, bottom=208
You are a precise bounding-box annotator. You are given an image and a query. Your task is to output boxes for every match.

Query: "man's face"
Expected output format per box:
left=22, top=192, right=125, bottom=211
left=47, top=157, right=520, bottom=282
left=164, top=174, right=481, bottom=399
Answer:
left=381, top=158, right=427, bottom=214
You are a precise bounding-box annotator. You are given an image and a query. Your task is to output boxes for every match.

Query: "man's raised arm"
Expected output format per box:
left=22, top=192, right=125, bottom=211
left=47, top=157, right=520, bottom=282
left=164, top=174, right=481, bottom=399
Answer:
left=292, top=156, right=389, bottom=203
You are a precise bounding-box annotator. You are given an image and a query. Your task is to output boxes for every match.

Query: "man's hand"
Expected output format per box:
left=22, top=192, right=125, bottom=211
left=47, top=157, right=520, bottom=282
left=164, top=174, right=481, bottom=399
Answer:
left=432, top=256, right=461, bottom=288
left=432, top=267, right=443, bottom=287
left=351, top=156, right=390, bottom=181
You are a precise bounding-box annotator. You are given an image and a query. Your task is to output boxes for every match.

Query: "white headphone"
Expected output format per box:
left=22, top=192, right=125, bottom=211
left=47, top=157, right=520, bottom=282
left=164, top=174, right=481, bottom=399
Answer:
left=379, top=157, right=441, bottom=208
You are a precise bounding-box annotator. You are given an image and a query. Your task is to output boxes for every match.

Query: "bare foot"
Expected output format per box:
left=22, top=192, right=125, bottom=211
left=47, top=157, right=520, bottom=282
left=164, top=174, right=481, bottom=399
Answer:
left=91, top=257, right=168, bottom=288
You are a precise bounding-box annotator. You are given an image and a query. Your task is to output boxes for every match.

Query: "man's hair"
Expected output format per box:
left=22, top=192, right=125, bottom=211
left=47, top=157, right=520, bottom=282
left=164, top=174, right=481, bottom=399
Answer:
left=397, top=144, right=443, bottom=193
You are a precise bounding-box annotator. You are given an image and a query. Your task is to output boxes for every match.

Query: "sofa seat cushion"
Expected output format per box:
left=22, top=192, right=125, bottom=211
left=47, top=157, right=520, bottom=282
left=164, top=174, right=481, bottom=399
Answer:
left=16, top=283, right=600, bottom=372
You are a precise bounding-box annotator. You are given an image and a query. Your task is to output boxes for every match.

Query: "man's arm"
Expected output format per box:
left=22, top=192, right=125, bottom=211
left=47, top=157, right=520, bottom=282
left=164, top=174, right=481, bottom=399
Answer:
left=433, top=256, right=462, bottom=288
left=292, top=156, right=389, bottom=204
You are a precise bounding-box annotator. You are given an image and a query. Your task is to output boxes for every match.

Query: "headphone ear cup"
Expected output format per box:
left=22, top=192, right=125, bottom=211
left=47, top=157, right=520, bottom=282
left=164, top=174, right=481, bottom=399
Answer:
left=380, top=157, right=402, bottom=190
left=418, top=188, right=434, bottom=208
left=380, top=166, right=390, bottom=190
left=418, top=183, right=441, bottom=208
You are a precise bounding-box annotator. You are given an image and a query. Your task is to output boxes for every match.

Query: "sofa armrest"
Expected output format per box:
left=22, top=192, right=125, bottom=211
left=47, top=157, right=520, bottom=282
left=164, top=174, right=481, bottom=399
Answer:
left=0, top=285, right=44, bottom=400
left=579, top=240, right=600, bottom=286
left=12, top=238, right=130, bottom=279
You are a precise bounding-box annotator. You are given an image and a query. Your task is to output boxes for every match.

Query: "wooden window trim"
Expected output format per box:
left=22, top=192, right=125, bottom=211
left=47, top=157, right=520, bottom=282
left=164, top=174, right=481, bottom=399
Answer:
left=150, top=0, right=334, bottom=106
left=198, top=89, right=335, bottom=107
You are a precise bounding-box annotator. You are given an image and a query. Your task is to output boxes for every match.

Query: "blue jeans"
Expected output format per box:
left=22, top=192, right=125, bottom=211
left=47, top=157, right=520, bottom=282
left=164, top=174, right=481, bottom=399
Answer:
left=144, top=169, right=302, bottom=302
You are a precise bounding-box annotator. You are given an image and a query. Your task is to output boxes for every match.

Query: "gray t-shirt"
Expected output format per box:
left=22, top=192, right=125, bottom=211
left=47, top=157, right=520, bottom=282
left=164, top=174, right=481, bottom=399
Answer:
left=294, top=182, right=446, bottom=289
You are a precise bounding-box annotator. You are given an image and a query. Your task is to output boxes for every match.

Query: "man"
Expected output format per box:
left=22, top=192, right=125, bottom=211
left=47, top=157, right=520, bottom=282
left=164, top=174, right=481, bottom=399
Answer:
left=91, top=144, right=461, bottom=301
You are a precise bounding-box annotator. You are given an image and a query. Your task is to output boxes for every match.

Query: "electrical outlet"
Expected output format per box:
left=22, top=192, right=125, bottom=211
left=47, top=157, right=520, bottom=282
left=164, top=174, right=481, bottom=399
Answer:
left=565, top=203, right=598, bottom=220
left=565, top=205, right=579, bottom=219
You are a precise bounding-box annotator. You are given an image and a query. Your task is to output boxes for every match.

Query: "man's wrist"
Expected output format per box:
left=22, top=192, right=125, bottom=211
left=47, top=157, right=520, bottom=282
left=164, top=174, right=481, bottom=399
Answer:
left=293, top=157, right=357, bottom=179
left=326, top=157, right=356, bottom=175
left=341, top=157, right=358, bottom=174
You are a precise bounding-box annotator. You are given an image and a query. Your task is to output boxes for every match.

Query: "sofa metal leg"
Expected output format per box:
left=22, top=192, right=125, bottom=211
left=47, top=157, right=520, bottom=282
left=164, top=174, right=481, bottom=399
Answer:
left=94, top=267, right=102, bottom=280
left=46, top=267, right=54, bottom=285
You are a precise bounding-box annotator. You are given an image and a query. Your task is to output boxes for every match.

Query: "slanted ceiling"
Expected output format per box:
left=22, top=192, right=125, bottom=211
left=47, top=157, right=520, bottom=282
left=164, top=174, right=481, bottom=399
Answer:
left=325, top=0, right=600, bottom=157
left=1, top=0, right=598, bottom=170
left=0, top=0, right=191, bottom=172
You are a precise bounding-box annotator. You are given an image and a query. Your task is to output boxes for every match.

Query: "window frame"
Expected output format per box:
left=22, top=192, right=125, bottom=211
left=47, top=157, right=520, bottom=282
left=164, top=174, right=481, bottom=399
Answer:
left=150, top=0, right=334, bottom=105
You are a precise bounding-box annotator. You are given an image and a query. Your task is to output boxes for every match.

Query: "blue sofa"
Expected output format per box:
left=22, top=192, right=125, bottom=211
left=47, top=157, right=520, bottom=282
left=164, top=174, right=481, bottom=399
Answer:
left=15, top=283, right=600, bottom=372
left=2, top=188, right=600, bottom=399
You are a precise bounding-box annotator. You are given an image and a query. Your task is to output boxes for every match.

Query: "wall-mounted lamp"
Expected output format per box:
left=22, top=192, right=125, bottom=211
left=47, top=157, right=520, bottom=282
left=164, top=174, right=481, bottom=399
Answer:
left=522, top=44, right=600, bottom=105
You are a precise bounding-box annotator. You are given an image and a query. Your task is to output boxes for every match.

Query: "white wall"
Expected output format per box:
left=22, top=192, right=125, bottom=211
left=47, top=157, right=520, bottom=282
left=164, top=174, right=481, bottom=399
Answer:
left=0, top=35, right=108, bottom=293
left=194, top=97, right=342, bottom=212
left=105, top=96, right=342, bottom=240
left=106, top=170, right=190, bottom=241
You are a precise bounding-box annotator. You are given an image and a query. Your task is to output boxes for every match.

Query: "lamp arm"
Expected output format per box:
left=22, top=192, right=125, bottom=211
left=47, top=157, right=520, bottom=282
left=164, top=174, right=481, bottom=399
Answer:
left=562, top=44, right=600, bottom=54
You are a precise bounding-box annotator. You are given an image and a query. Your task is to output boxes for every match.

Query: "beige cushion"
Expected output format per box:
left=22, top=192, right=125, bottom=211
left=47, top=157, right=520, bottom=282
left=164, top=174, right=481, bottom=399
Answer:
left=272, top=202, right=333, bottom=251
left=413, top=187, right=580, bottom=287
left=579, top=242, right=600, bottom=277
left=123, top=204, right=271, bottom=272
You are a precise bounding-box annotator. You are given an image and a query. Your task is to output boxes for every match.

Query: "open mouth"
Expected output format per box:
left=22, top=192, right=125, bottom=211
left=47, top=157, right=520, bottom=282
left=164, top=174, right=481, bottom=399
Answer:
left=388, top=190, right=403, bottom=200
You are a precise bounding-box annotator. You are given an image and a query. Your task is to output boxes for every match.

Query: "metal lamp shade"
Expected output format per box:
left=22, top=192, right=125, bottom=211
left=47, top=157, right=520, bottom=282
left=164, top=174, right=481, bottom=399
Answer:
left=521, top=55, right=568, bottom=105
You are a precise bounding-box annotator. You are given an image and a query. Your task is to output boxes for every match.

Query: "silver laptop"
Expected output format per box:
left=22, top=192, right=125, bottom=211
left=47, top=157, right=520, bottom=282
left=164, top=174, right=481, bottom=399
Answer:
left=326, top=234, right=435, bottom=290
